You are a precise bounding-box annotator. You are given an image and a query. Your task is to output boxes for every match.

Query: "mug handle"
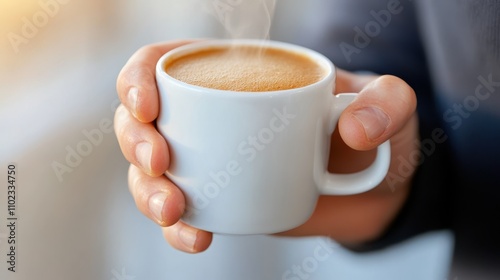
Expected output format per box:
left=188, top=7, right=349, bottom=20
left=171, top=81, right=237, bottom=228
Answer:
left=314, top=93, right=391, bottom=195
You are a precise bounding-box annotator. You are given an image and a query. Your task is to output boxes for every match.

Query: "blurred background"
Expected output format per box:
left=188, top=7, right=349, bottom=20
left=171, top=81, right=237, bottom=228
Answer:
left=0, top=0, right=453, bottom=279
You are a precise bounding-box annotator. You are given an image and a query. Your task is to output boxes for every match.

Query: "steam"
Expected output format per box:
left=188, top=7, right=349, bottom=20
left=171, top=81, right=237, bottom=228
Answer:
left=206, top=0, right=277, bottom=40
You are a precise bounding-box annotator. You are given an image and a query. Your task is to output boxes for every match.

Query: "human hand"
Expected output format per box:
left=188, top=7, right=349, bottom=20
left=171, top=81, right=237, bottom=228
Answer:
left=114, top=40, right=418, bottom=253
left=277, top=70, right=418, bottom=246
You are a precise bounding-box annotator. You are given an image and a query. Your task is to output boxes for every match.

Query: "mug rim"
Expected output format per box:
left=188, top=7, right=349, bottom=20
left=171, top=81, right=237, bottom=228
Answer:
left=156, top=39, right=336, bottom=97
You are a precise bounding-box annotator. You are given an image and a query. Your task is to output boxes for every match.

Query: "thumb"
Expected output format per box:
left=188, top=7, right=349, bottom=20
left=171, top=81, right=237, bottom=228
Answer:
left=338, top=75, right=417, bottom=151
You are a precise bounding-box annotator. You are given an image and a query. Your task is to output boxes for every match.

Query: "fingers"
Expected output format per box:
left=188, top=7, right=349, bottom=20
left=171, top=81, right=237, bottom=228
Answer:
left=128, top=164, right=212, bottom=253
left=161, top=221, right=213, bottom=253
left=117, top=39, right=212, bottom=254
left=338, top=74, right=417, bottom=151
left=128, top=164, right=185, bottom=227
left=116, top=39, right=199, bottom=123
left=114, top=104, right=169, bottom=177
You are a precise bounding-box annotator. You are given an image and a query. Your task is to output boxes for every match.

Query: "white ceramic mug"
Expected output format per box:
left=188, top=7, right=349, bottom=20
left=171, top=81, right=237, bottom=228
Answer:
left=156, top=40, right=390, bottom=234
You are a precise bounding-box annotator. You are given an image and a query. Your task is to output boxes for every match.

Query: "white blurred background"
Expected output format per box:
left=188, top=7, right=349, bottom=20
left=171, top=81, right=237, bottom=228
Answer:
left=0, top=0, right=453, bottom=279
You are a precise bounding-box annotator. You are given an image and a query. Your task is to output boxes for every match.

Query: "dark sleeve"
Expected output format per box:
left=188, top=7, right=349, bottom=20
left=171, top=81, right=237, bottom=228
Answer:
left=318, top=1, right=455, bottom=252
left=346, top=119, right=454, bottom=252
left=301, top=0, right=455, bottom=251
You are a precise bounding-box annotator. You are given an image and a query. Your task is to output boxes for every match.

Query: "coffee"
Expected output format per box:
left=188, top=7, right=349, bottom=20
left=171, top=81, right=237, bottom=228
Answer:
left=164, top=46, right=325, bottom=92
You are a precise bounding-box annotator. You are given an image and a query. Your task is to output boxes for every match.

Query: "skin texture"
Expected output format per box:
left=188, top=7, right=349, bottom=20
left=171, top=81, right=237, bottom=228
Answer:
left=114, top=40, right=418, bottom=253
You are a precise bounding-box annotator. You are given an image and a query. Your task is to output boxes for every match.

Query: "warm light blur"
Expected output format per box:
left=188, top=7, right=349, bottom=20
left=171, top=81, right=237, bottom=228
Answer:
left=0, top=0, right=40, bottom=30
left=0, top=0, right=114, bottom=61
left=0, top=0, right=39, bottom=57
left=0, top=0, right=119, bottom=105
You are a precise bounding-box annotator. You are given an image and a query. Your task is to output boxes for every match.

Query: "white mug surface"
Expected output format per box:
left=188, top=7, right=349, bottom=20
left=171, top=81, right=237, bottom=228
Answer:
left=156, top=40, right=390, bottom=234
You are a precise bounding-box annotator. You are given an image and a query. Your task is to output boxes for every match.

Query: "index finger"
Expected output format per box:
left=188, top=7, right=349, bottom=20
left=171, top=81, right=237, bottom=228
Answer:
left=116, top=39, right=200, bottom=123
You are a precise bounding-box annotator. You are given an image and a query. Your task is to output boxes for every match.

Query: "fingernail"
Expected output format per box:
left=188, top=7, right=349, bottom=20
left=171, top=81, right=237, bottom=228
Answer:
left=353, top=107, right=390, bottom=140
left=128, top=87, right=139, bottom=117
left=136, top=142, right=152, bottom=173
left=149, top=192, right=167, bottom=222
left=179, top=226, right=198, bottom=252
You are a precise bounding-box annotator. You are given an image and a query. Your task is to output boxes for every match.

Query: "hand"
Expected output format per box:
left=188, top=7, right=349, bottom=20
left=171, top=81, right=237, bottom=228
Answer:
left=114, top=40, right=213, bottom=253
left=278, top=71, right=418, bottom=246
left=114, top=40, right=418, bottom=253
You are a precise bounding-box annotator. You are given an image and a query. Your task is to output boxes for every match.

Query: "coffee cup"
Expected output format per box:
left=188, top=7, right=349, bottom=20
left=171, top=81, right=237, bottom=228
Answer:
left=155, top=39, right=390, bottom=234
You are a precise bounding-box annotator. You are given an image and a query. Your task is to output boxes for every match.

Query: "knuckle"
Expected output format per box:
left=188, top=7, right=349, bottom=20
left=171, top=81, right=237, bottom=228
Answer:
left=128, top=165, right=150, bottom=199
left=375, top=75, right=416, bottom=112
left=113, top=105, right=130, bottom=137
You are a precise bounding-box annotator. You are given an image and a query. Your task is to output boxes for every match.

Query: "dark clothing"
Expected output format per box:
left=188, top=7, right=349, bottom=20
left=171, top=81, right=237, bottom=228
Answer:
left=293, top=0, right=500, bottom=278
